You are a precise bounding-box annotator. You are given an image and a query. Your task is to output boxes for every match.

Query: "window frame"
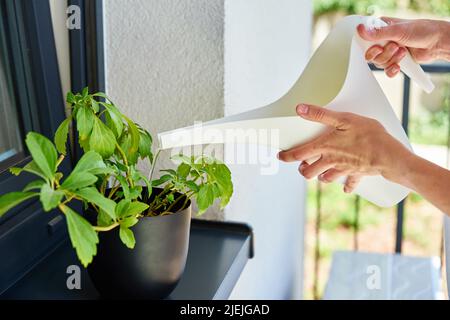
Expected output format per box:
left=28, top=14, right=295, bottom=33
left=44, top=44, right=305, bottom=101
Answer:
left=0, top=0, right=71, bottom=294
left=0, top=0, right=105, bottom=294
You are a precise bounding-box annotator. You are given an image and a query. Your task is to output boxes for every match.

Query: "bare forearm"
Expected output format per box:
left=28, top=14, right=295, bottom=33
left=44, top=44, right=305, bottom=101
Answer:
left=392, top=152, right=450, bottom=215
left=437, top=20, right=450, bottom=61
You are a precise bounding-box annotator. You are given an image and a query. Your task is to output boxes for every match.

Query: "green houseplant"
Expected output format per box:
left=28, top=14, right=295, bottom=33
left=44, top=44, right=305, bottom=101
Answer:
left=0, top=88, right=233, bottom=289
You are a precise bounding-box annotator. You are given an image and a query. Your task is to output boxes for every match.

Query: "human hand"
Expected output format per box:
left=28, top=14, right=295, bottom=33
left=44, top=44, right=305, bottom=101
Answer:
left=277, top=104, right=413, bottom=193
left=357, top=17, right=450, bottom=77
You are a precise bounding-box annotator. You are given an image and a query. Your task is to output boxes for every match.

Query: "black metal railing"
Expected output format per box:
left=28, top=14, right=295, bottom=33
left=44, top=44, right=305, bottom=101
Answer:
left=370, top=63, right=450, bottom=253
left=312, top=62, right=450, bottom=299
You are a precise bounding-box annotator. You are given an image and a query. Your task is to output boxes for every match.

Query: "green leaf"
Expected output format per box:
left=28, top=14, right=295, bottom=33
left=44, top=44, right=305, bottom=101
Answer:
left=90, top=97, right=99, bottom=113
left=102, top=102, right=123, bottom=138
left=9, top=167, right=22, bottom=176
left=161, top=169, right=177, bottom=176
left=212, top=183, right=221, bottom=197
left=74, top=187, right=116, bottom=220
left=79, top=137, right=90, bottom=152
left=82, top=86, right=89, bottom=98
left=128, top=186, right=142, bottom=200
left=115, top=174, right=130, bottom=199
left=177, top=163, right=191, bottom=179
left=119, top=226, right=135, bottom=249
left=61, top=172, right=98, bottom=191
left=72, top=151, right=107, bottom=175
left=23, top=180, right=45, bottom=192
left=124, top=116, right=140, bottom=154
left=121, top=216, right=139, bottom=228
left=0, top=192, right=38, bottom=217
left=54, top=118, right=71, bottom=155
left=216, top=165, right=233, bottom=208
left=115, top=199, right=149, bottom=219
left=151, top=174, right=172, bottom=186
left=66, top=91, right=75, bottom=104
left=76, top=106, right=94, bottom=140
left=136, top=172, right=152, bottom=196
left=89, top=117, right=116, bottom=158
left=10, top=161, right=47, bottom=180
left=196, top=184, right=215, bottom=215
left=171, top=154, right=191, bottom=164
left=115, top=199, right=130, bottom=218
left=119, top=134, right=139, bottom=165
left=138, top=130, right=152, bottom=159
left=25, top=132, right=57, bottom=181
left=60, top=204, right=98, bottom=267
left=89, top=167, right=115, bottom=176
left=97, top=209, right=113, bottom=227
left=208, top=164, right=233, bottom=209
left=92, top=92, right=111, bottom=101
left=185, top=180, right=199, bottom=192
left=127, top=201, right=149, bottom=217
left=40, top=183, right=64, bottom=212
left=190, top=170, right=200, bottom=179
left=109, top=160, right=127, bottom=172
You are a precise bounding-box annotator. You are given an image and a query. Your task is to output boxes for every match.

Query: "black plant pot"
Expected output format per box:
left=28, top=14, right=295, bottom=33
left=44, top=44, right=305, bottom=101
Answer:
left=86, top=188, right=191, bottom=299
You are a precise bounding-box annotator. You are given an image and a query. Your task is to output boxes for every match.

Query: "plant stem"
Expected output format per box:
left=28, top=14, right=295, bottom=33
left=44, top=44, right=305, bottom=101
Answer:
left=115, top=142, right=134, bottom=188
left=115, top=142, right=129, bottom=166
left=108, top=184, right=121, bottom=199
left=100, top=174, right=111, bottom=194
left=149, top=148, right=161, bottom=182
left=148, top=183, right=172, bottom=208
left=93, top=222, right=119, bottom=232
left=165, top=193, right=187, bottom=213
left=150, top=187, right=176, bottom=212
left=62, top=194, right=77, bottom=205
left=56, top=154, right=65, bottom=168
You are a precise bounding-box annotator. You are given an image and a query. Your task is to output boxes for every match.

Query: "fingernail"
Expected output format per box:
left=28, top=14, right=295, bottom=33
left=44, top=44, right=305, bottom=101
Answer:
left=297, top=104, right=309, bottom=114
left=389, top=65, right=400, bottom=74
left=397, top=47, right=406, bottom=56
left=366, top=48, right=382, bottom=60
left=276, top=152, right=280, bottom=159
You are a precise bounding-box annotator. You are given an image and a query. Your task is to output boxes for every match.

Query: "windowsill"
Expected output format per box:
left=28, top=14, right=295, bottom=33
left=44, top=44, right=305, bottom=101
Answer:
left=1, top=219, right=253, bottom=300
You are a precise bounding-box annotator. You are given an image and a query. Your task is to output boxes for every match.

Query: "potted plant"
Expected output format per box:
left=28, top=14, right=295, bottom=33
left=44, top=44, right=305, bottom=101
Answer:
left=0, top=88, right=233, bottom=298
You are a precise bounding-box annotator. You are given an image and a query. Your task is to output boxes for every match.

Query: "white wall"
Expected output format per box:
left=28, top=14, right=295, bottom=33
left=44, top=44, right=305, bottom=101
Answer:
left=49, top=0, right=71, bottom=109
left=104, top=0, right=225, bottom=184
left=225, top=0, right=311, bottom=299
left=104, top=0, right=312, bottom=299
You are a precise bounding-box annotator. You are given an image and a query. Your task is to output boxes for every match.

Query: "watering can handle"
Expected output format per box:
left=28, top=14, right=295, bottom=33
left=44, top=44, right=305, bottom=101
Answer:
left=355, top=17, right=435, bottom=94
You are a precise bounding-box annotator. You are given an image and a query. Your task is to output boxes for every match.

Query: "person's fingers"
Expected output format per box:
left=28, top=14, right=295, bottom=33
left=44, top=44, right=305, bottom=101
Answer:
left=365, top=45, right=384, bottom=61
left=344, top=175, right=361, bottom=193
left=385, top=64, right=401, bottom=78
left=380, top=16, right=406, bottom=25
left=372, top=42, right=400, bottom=66
left=298, top=161, right=308, bottom=174
left=278, top=138, right=324, bottom=162
left=301, top=157, right=335, bottom=180
left=381, top=47, right=407, bottom=69
left=319, top=169, right=347, bottom=183
left=296, top=104, right=351, bottom=129
left=357, top=22, right=409, bottom=45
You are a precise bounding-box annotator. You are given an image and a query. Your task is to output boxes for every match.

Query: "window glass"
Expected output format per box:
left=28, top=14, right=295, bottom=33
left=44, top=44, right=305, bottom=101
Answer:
left=0, top=10, right=23, bottom=169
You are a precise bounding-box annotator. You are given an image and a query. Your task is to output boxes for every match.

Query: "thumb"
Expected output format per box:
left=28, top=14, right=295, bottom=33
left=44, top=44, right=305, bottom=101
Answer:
left=296, top=104, right=347, bottom=128
left=357, top=19, right=409, bottom=45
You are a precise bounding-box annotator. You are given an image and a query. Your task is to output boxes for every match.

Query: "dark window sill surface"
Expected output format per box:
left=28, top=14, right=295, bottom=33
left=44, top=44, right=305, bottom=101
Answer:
left=1, top=219, right=253, bottom=300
